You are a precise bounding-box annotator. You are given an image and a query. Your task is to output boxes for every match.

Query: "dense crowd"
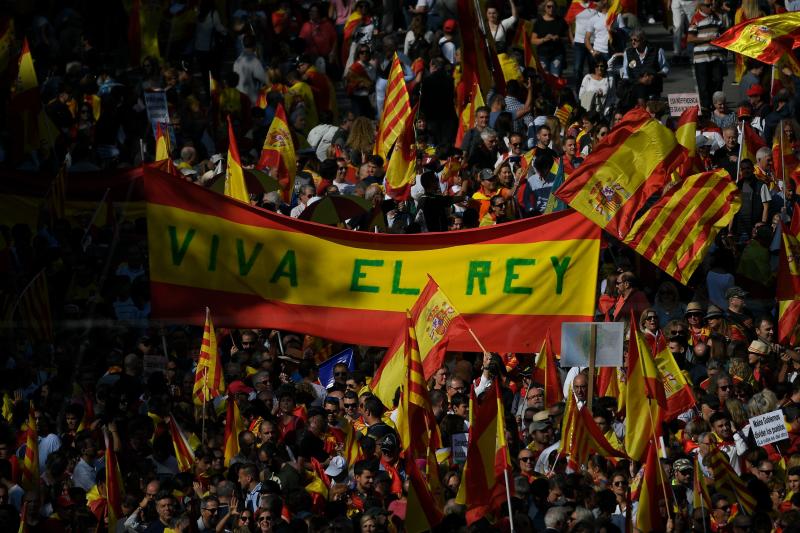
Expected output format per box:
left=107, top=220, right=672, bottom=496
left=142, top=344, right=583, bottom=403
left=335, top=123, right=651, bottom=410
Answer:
left=3, top=0, right=800, bottom=532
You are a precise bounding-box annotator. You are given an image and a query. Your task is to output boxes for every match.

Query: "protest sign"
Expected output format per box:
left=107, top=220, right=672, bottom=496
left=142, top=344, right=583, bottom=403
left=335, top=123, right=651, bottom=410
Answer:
left=668, top=93, right=700, bottom=117
left=452, top=433, right=468, bottom=464
left=560, top=322, right=624, bottom=368
left=749, top=409, right=789, bottom=446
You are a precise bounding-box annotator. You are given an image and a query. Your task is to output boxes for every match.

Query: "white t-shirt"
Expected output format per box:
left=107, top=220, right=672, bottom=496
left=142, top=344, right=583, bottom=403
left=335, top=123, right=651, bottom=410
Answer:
left=573, top=6, right=597, bottom=44
left=490, top=16, right=518, bottom=47
left=585, top=11, right=610, bottom=54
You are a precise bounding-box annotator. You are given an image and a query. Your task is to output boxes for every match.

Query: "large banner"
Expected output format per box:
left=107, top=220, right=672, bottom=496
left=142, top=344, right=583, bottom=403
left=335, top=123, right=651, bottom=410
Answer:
left=144, top=165, right=600, bottom=351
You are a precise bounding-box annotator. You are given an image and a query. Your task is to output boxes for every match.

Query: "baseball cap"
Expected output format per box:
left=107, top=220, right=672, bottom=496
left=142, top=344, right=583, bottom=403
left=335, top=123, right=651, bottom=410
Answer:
left=479, top=168, right=496, bottom=181
left=443, top=19, right=458, bottom=33
left=672, top=458, right=693, bottom=472
left=324, top=455, right=347, bottom=477
left=746, top=84, right=765, bottom=97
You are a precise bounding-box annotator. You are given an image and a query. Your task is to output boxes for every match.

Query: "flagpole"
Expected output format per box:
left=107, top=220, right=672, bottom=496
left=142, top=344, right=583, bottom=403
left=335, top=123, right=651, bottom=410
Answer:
left=780, top=119, right=787, bottom=209
left=503, top=469, right=516, bottom=533
left=80, top=188, right=111, bottom=251
left=735, top=123, right=744, bottom=184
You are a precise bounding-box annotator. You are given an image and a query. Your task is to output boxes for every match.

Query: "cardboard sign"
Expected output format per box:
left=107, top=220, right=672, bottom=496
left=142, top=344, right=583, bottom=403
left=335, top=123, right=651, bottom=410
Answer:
left=452, top=433, right=468, bottom=464
left=749, top=409, right=789, bottom=446
left=143, top=354, right=167, bottom=377
left=668, top=93, right=700, bottom=117
left=560, top=322, right=624, bottom=368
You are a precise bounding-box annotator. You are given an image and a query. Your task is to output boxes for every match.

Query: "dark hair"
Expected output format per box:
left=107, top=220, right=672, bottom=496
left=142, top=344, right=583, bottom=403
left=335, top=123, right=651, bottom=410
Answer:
left=708, top=411, right=730, bottom=426
left=362, top=396, right=385, bottom=418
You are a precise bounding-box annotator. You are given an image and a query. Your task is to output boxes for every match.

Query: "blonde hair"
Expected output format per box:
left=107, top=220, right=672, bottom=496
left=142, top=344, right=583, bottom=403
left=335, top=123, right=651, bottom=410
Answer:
left=545, top=116, right=563, bottom=153
left=346, top=117, right=376, bottom=155
left=739, top=0, right=762, bottom=20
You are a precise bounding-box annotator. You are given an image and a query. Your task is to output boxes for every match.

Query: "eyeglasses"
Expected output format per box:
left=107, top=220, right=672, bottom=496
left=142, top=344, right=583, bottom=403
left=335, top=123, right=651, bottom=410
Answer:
left=204, top=508, right=219, bottom=514
left=258, top=515, right=273, bottom=522
left=645, top=316, right=657, bottom=321
left=719, top=385, right=730, bottom=391
left=613, top=481, right=628, bottom=487
left=716, top=504, right=731, bottom=511
left=510, top=142, right=521, bottom=147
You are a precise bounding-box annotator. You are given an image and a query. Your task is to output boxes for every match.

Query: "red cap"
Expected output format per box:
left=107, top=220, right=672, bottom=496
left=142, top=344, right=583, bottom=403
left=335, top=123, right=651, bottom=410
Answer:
left=737, top=106, right=752, bottom=118
left=746, top=84, right=765, bottom=97
left=443, top=19, right=457, bottom=32
left=228, top=380, right=254, bottom=395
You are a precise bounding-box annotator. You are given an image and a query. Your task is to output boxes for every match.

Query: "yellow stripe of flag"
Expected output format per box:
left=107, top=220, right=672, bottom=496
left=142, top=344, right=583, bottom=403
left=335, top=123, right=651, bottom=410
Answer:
left=376, top=53, right=411, bottom=160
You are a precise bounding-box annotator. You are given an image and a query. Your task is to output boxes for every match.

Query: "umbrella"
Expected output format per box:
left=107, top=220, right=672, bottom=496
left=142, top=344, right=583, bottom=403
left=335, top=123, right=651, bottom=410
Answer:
left=712, top=12, right=800, bottom=72
left=298, top=195, right=371, bottom=225
left=208, top=168, right=280, bottom=196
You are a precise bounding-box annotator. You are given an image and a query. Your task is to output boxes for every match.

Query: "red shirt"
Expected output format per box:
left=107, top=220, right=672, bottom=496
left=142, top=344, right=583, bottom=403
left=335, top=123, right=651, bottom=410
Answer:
left=299, top=19, right=338, bottom=57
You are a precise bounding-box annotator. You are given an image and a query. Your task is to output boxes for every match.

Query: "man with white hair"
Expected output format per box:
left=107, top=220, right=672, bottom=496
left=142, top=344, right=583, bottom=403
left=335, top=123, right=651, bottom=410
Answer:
left=544, top=506, right=570, bottom=532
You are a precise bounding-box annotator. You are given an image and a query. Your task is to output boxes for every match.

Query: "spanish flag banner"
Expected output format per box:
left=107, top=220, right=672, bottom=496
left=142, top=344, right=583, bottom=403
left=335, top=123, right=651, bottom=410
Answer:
left=532, top=330, right=563, bottom=408
left=740, top=122, right=766, bottom=167
left=778, top=209, right=800, bottom=343
left=555, top=107, right=687, bottom=239
left=223, top=396, right=245, bottom=467
left=636, top=442, right=672, bottom=533
left=224, top=116, right=250, bottom=203
left=375, top=53, right=411, bottom=160
left=145, top=164, right=600, bottom=353
left=155, top=122, right=171, bottom=162
left=621, top=169, right=741, bottom=285
left=104, top=429, right=124, bottom=532
left=625, top=324, right=665, bottom=462
left=458, top=0, right=506, bottom=97
left=675, top=105, right=698, bottom=176
left=712, top=12, right=800, bottom=71
left=654, top=339, right=697, bottom=420
left=258, top=103, right=296, bottom=202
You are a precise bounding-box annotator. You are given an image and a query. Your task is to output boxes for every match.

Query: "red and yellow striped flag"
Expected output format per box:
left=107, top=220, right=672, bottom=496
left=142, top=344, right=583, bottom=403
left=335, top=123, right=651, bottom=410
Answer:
left=713, top=13, right=800, bottom=72
left=532, top=330, right=563, bottom=408
left=636, top=442, right=672, bottom=533
left=706, top=444, right=756, bottom=514
left=20, top=403, right=38, bottom=491
left=376, top=53, right=411, bottom=160
left=555, top=107, right=687, bottom=239
left=621, top=169, right=740, bottom=284
left=555, top=104, right=574, bottom=130
left=12, top=38, right=56, bottom=159
left=258, top=103, right=296, bottom=203
left=778, top=210, right=800, bottom=343
left=17, top=269, right=53, bottom=342
left=193, top=307, right=225, bottom=405
left=405, top=450, right=444, bottom=533
left=693, top=455, right=712, bottom=513
left=625, top=324, right=665, bottom=462
left=384, top=102, right=418, bottom=200
left=371, top=277, right=469, bottom=408
left=223, top=396, right=245, bottom=467
left=155, top=122, right=170, bottom=162
left=565, top=405, right=626, bottom=469
left=772, top=126, right=799, bottom=182
left=104, top=429, right=124, bottom=532
left=167, top=416, right=196, bottom=472
left=224, top=116, right=250, bottom=203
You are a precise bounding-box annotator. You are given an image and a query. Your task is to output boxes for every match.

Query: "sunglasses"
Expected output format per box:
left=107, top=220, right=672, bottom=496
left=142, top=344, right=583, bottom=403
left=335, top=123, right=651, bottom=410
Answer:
left=259, top=515, right=273, bottom=522
left=719, top=385, right=730, bottom=391
left=613, top=481, right=628, bottom=487
left=646, top=316, right=657, bottom=320
left=344, top=403, right=357, bottom=408
left=519, top=456, right=535, bottom=462
left=716, top=505, right=731, bottom=511
left=334, top=372, right=348, bottom=377
left=760, top=469, right=774, bottom=475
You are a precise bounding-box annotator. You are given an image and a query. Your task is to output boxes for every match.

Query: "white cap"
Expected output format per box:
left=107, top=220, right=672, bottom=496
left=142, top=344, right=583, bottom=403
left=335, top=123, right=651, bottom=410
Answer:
left=324, top=455, right=347, bottom=477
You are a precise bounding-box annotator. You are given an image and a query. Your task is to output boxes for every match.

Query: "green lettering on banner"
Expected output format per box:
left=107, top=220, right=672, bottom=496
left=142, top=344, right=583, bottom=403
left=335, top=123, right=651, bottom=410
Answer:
left=550, top=256, right=571, bottom=295
left=466, top=261, right=491, bottom=295
left=168, top=226, right=196, bottom=266
left=208, top=235, right=220, bottom=272
left=236, top=240, right=263, bottom=276
left=504, top=258, right=536, bottom=295
left=391, top=261, right=420, bottom=295
left=351, top=259, right=384, bottom=293
left=270, top=250, right=298, bottom=287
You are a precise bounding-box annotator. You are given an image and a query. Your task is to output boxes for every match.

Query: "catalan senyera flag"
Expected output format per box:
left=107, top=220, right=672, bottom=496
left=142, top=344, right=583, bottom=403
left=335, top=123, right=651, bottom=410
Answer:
left=555, top=107, right=687, bottom=239
left=740, top=122, right=767, bottom=167
left=155, top=122, right=170, bottom=162
left=167, top=416, right=196, bottom=472
left=654, top=339, right=696, bottom=420
left=223, top=396, right=245, bottom=467
left=258, top=103, right=296, bottom=203
left=405, top=450, right=444, bottom=533
left=456, top=77, right=484, bottom=147
left=772, top=127, right=799, bottom=182
left=456, top=382, right=511, bottom=525
left=625, top=324, right=665, bottom=462
left=712, top=12, right=800, bottom=72
left=384, top=102, right=418, bottom=200
left=706, top=444, right=756, bottom=514
left=17, top=269, right=53, bottom=342
left=693, top=456, right=712, bottom=513
left=376, top=54, right=411, bottom=160
left=104, top=429, right=124, bottom=532
left=636, top=442, right=671, bottom=533
left=532, top=330, right=564, bottom=408
left=20, top=403, right=38, bottom=491
left=396, top=311, right=442, bottom=457
left=458, top=0, right=506, bottom=97
left=621, top=169, right=741, bottom=285
left=224, top=116, right=250, bottom=203
left=675, top=105, right=699, bottom=177
left=371, top=277, right=470, bottom=408
left=565, top=405, right=626, bottom=469
left=555, top=103, right=574, bottom=130
left=778, top=209, right=800, bottom=343
left=193, top=307, right=225, bottom=405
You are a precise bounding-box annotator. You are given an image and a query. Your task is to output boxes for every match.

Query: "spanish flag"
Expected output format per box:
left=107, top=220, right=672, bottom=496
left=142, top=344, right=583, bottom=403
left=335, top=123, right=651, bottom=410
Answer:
left=654, top=338, right=697, bottom=420
left=375, top=53, right=411, bottom=160
left=370, top=277, right=470, bottom=408
left=555, top=107, right=687, bottom=239
left=167, top=416, right=196, bottom=472
left=11, top=38, right=56, bottom=159
left=713, top=12, right=800, bottom=72
left=405, top=451, right=444, bottom=533
left=625, top=323, right=665, bottom=462
left=223, top=396, right=244, bottom=467
left=778, top=210, right=800, bottom=344
left=772, top=126, right=799, bottom=182
left=224, top=116, right=250, bottom=203
left=384, top=102, right=418, bottom=200
left=455, top=77, right=483, bottom=148
left=564, top=405, right=626, bottom=469
left=258, top=103, right=296, bottom=203
left=17, top=269, right=53, bottom=342
left=532, top=330, right=563, bottom=408
left=193, top=307, right=226, bottom=405
left=595, top=366, right=620, bottom=399
left=104, top=429, right=124, bottom=532
left=674, top=105, right=698, bottom=177
left=155, top=122, right=171, bottom=162
left=621, top=169, right=741, bottom=285
left=740, top=122, right=767, bottom=167
left=20, top=403, right=38, bottom=491
left=636, top=442, right=672, bottom=533
left=458, top=0, right=506, bottom=97
left=341, top=10, right=365, bottom=64
left=606, top=0, right=636, bottom=27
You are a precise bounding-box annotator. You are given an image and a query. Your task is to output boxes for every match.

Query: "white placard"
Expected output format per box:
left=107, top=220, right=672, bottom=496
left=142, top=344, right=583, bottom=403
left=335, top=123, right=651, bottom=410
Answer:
left=749, top=409, right=789, bottom=446
left=452, top=433, right=468, bottom=464
left=560, top=322, right=624, bottom=368
left=144, top=90, right=170, bottom=130
left=143, top=354, right=167, bottom=377
left=668, top=93, right=700, bottom=117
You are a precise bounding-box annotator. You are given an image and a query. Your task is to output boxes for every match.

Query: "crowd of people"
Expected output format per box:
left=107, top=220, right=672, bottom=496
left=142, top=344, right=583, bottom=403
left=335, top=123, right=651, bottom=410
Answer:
left=3, top=0, right=800, bottom=532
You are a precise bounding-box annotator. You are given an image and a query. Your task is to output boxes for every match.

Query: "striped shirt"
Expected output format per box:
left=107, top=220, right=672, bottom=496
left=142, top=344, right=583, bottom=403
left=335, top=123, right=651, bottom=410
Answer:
left=687, top=11, right=725, bottom=63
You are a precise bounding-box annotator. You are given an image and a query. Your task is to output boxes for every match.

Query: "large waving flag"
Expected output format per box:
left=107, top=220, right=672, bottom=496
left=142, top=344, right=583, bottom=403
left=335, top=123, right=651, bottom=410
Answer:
left=20, top=403, right=38, bottom=491
left=456, top=382, right=511, bottom=524
left=192, top=307, right=225, bottom=405
left=532, top=330, right=563, bottom=408
left=384, top=102, right=418, bottom=200
left=167, top=416, right=196, bottom=472
left=104, top=429, right=124, bottom=532
left=258, top=103, right=296, bottom=202
left=458, top=0, right=506, bottom=96
left=565, top=405, right=626, bottom=469
left=11, top=38, right=56, bottom=160
left=405, top=451, right=444, bottom=533
left=778, top=210, right=800, bottom=344
left=712, top=13, right=800, bottom=73
left=223, top=396, right=245, bottom=467
left=654, top=339, right=697, bottom=420
left=625, top=324, right=665, bottom=462
left=16, top=269, right=53, bottom=342
left=376, top=54, right=411, bottom=159
left=224, top=116, right=250, bottom=203
left=636, top=442, right=672, bottom=532
left=371, top=277, right=470, bottom=408
left=555, top=107, right=687, bottom=239
left=621, top=169, right=741, bottom=284
left=706, top=445, right=756, bottom=514
left=318, top=348, right=355, bottom=389
left=455, top=77, right=484, bottom=147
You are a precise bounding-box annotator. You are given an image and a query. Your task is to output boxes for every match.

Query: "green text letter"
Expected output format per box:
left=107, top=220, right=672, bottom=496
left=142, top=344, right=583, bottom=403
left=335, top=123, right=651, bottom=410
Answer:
left=351, top=259, right=384, bottom=293
left=391, top=261, right=420, bottom=295
left=466, top=261, right=492, bottom=295
left=269, top=250, right=298, bottom=287
left=504, top=258, right=536, bottom=295
left=550, top=256, right=571, bottom=295
left=236, top=239, right=263, bottom=276
left=168, top=226, right=196, bottom=266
